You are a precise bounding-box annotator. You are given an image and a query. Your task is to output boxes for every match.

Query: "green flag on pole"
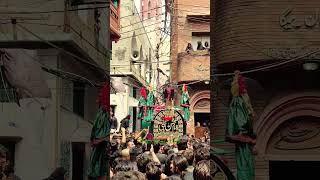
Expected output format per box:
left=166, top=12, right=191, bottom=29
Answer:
left=226, top=71, right=255, bottom=180
left=88, top=83, right=110, bottom=180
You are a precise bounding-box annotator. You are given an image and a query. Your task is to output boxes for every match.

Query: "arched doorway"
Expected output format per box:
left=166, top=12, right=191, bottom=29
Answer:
left=189, top=91, right=210, bottom=135
left=267, top=116, right=320, bottom=179
left=254, top=92, right=320, bottom=179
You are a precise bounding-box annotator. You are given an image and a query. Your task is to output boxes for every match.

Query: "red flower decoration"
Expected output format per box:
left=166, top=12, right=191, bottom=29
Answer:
left=140, top=87, right=147, bottom=100
left=162, top=116, right=173, bottom=121
left=146, top=133, right=154, bottom=140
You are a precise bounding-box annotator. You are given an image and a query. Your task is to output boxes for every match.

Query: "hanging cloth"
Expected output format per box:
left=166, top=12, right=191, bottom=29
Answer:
left=88, top=83, right=110, bottom=179
left=138, top=87, right=148, bottom=118
left=226, top=71, right=255, bottom=144
left=144, top=87, right=155, bottom=124
left=235, top=143, right=255, bottom=180
left=88, top=107, right=109, bottom=178
left=225, top=71, right=255, bottom=180
left=180, top=84, right=190, bottom=121
left=140, top=97, right=149, bottom=129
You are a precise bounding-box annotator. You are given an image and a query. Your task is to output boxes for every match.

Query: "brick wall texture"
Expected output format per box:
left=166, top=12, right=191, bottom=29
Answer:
left=170, top=0, right=211, bottom=135
left=212, top=1, right=320, bottom=179
left=171, top=0, right=210, bottom=83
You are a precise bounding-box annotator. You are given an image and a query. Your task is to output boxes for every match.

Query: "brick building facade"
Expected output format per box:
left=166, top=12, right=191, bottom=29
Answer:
left=171, top=0, right=210, bottom=135
left=140, top=0, right=161, bottom=20
left=211, top=0, right=320, bottom=179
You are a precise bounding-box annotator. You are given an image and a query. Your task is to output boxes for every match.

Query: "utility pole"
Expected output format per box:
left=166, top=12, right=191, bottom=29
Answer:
left=156, top=43, right=160, bottom=87
left=155, top=43, right=161, bottom=104
left=64, top=0, right=70, bottom=32
left=169, top=0, right=174, bottom=83
left=210, top=0, right=217, bottom=147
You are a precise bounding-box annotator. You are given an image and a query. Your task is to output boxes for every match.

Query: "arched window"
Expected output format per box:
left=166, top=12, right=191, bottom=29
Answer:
left=148, top=1, right=151, bottom=19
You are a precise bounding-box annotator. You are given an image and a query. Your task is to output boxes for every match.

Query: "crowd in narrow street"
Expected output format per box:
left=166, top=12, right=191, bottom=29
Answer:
left=109, top=127, right=211, bottom=180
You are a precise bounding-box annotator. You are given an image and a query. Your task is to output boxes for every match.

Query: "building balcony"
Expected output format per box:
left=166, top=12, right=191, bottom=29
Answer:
left=176, top=50, right=210, bottom=82
left=0, top=2, right=110, bottom=69
left=110, top=63, right=148, bottom=87
left=68, top=11, right=109, bottom=68
left=110, top=1, right=121, bottom=42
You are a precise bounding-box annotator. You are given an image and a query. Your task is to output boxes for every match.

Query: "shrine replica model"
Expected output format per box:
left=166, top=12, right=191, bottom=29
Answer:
left=151, top=108, right=186, bottom=140
left=135, top=83, right=237, bottom=180
left=137, top=85, right=188, bottom=142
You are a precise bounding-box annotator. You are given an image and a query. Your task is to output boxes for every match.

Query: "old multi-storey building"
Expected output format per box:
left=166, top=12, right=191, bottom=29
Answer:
left=212, top=1, right=320, bottom=179
left=110, top=0, right=155, bottom=132
left=110, top=0, right=121, bottom=42
left=0, top=0, right=112, bottom=179
left=139, top=0, right=170, bottom=92
left=171, top=0, right=210, bottom=135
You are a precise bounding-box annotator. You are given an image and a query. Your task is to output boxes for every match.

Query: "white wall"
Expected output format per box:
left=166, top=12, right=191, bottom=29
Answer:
left=0, top=49, right=96, bottom=179
left=112, top=0, right=154, bottom=82
left=0, top=99, right=57, bottom=180
left=0, top=49, right=59, bottom=179
left=111, top=92, right=129, bottom=130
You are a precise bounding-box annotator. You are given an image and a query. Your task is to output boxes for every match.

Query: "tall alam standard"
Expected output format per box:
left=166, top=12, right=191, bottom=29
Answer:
left=226, top=71, right=255, bottom=180
left=213, top=0, right=320, bottom=179
left=88, top=83, right=110, bottom=180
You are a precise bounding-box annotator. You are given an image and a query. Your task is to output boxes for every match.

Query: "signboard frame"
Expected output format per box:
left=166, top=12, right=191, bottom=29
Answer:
left=150, top=110, right=186, bottom=140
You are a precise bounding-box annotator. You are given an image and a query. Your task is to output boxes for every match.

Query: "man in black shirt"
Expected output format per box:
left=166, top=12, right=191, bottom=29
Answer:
left=120, top=115, right=131, bottom=130
left=110, top=109, right=118, bottom=133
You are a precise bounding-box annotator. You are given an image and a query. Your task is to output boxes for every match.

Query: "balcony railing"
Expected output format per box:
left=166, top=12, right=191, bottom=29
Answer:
left=69, top=11, right=107, bottom=68
left=110, top=64, right=148, bottom=87
left=130, top=64, right=148, bottom=86
left=176, top=50, right=210, bottom=82
left=110, top=2, right=121, bottom=41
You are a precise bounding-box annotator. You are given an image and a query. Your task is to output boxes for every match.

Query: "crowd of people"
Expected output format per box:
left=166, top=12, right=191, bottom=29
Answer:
left=0, top=110, right=212, bottom=180
left=109, top=127, right=212, bottom=180
left=39, top=125, right=212, bottom=180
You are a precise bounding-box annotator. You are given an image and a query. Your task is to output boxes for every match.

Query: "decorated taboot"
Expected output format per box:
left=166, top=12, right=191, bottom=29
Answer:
left=151, top=109, right=186, bottom=140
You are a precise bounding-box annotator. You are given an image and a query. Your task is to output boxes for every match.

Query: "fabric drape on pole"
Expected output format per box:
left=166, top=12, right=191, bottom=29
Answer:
left=138, top=87, right=148, bottom=129
left=226, top=97, right=253, bottom=138
left=235, top=143, right=255, bottom=180
left=1, top=49, right=51, bottom=98
left=226, top=71, right=255, bottom=180
left=180, top=84, right=190, bottom=121
left=144, top=89, right=155, bottom=124
left=88, top=83, right=110, bottom=179
left=226, top=71, right=255, bottom=143
left=88, top=108, right=109, bottom=178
